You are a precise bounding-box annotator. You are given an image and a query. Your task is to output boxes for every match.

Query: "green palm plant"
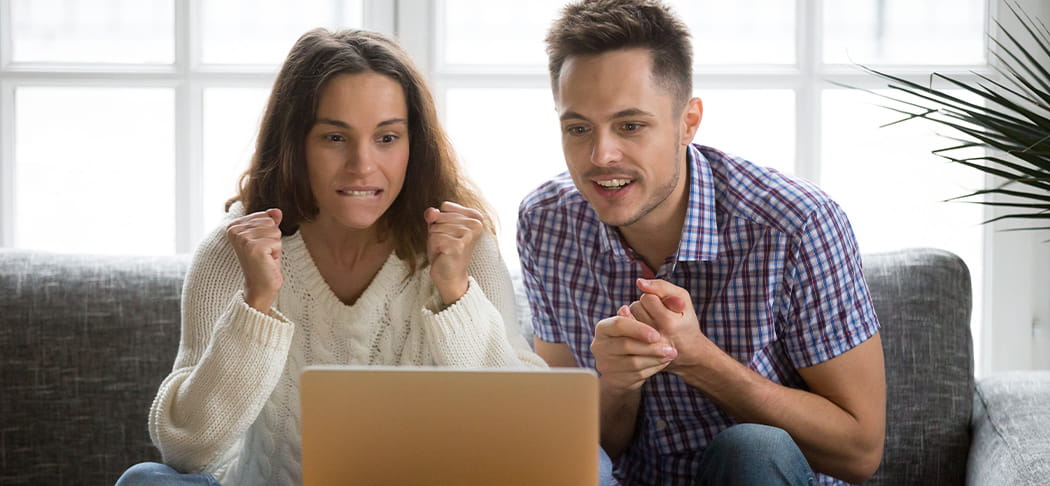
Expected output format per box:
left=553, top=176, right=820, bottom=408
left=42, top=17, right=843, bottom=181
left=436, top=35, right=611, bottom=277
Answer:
left=854, top=2, right=1050, bottom=233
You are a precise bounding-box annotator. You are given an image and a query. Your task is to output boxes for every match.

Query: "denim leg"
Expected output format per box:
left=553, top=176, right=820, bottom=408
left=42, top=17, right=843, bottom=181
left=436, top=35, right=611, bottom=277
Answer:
left=695, top=424, right=816, bottom=486
left=115, top=462, right=222, bottom=486
left=599, top=447, right=618, bottom=486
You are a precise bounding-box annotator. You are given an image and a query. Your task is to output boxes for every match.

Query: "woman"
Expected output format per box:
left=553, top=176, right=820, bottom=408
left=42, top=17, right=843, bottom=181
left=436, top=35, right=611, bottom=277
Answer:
left=117, top=28, right=544, bottom=486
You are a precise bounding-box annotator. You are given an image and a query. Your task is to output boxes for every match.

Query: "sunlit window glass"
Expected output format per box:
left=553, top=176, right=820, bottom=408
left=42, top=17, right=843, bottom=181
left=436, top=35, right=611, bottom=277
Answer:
left=693, top=89, right=795, bottom=173
left=668, top=0, right=796, bottom=65
left=444, top=88, right=564, bottom=261
left=14, top=88, right=176, bottom=255
left=202, top=0, right=364, bottom=65
left=11, top=0, right=174, bottom=64
left=824, top=0, right=986, bottom=64
left=821, top=89, right=984, bottom=341
left=441, top=0, right=565, bottom=68
left=202, top=88, right=270, bottom=231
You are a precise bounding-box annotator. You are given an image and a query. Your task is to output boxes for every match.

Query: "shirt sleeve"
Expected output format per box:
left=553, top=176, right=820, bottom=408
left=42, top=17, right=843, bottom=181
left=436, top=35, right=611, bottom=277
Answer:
left=148, top=211, right=295, bottom=474
left=516, top=203, right=565, bottom=344
left=782, top=201, right=881, bottom=369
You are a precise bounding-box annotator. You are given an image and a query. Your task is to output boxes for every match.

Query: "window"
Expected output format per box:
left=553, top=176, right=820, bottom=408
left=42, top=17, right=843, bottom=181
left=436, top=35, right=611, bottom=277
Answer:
left=4, top=0, right=1043, bottom=374
left=423, top=0, right=993, bottom=369
left=0, top=0, right=384, bottom=254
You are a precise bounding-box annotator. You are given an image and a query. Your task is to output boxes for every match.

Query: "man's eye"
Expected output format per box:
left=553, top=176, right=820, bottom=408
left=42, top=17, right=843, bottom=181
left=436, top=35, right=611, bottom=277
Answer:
left=566, top=126, right=587, bottom=135
left=623, top=123, right=640, bottom=131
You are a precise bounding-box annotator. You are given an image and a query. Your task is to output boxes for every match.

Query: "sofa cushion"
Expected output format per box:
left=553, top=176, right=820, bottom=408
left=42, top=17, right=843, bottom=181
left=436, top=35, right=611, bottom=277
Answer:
left=863, top=248, right=974, bottom=486
left=967, top=371, right=1050, bottom=485
left=0, top=249, right=187, bottom=486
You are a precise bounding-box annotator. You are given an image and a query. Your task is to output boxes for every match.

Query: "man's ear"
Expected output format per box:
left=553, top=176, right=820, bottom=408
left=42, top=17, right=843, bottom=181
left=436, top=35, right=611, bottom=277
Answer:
left=680, top=97, right=703, bottom=145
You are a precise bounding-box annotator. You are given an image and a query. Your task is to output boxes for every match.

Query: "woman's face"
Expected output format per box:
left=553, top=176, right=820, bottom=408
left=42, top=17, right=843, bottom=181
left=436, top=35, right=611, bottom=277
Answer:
left=304, top=72, right=410, bottom=232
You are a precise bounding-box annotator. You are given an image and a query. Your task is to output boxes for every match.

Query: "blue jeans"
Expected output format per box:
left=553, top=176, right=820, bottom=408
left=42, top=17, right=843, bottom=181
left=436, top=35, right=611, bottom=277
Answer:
left=599, top=447, right=617, bottom=486
left=115, top=462, right=221, bottom=486
left=695, top=424, right=817, bottom=486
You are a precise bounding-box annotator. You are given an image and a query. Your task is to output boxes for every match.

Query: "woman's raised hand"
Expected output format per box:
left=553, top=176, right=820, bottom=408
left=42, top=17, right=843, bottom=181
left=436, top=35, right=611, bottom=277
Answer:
left=424, top=201, right=484, bottom=306
left=226, top=208, right=284, bottom=312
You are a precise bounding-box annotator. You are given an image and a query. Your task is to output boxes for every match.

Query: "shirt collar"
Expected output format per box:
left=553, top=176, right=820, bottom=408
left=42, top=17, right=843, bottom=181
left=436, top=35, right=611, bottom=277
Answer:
left=597, top=144, right=720, bottom=262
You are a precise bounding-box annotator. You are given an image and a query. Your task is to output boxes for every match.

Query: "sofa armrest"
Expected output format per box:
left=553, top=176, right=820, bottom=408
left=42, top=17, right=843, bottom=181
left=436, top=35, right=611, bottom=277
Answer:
left=967, top=371, right=1050, bottom=486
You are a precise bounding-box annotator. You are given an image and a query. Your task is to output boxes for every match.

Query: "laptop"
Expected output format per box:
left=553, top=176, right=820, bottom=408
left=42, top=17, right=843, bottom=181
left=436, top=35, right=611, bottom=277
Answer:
left=300, top=366, right=599, bottom=486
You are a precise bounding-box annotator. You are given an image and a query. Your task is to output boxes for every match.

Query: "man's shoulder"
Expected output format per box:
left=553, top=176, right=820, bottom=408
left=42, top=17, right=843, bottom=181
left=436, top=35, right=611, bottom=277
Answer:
left=518, top=172, right=591, bottom=221
left=697, top=145, right=840, bottom=237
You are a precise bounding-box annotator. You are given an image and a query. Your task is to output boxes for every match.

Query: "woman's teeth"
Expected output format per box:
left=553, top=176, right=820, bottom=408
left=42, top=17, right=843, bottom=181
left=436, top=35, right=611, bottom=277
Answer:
left=339, top=189, right=379, bottom=197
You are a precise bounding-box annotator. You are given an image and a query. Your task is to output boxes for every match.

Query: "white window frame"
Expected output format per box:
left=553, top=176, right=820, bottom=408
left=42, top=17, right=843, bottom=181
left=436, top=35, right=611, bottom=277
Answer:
left=393, top=0, right=1050, bottom=376
left=0, top=0, right=395, bottom=253
left=1, top=0, right=1047, bottom=374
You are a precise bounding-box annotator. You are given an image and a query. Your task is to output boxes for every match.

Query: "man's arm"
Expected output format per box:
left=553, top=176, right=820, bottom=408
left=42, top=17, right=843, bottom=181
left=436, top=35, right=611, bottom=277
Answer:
left=631, top=279, right=886, bottom=484
left=534, top=307, right=674, bottom=460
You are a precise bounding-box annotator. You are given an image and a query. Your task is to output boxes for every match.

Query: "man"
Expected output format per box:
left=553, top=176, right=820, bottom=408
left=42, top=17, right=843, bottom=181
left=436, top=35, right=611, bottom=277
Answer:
left=516, top=1, right=886, bottom=484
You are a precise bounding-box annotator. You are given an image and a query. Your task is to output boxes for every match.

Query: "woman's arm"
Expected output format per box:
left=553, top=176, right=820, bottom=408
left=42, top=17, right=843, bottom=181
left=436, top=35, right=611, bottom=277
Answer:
left=423, top=232, right=547, bottom=369
left=148, top=207, right=296, bottom=474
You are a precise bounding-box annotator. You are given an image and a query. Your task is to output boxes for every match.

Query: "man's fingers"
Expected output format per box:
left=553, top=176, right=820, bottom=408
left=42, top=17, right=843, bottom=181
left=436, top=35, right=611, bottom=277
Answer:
left=596, top=315, right=661, bottom=343
left=636, top=278, right=689, bottom=314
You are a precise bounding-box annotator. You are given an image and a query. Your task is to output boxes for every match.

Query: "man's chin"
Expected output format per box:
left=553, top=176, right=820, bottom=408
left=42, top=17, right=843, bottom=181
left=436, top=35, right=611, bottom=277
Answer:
left=594, top=208, right=642, bottom=229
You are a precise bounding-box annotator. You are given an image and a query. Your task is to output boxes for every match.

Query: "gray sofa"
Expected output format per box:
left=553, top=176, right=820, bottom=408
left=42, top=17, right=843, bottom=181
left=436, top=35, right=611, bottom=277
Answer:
left=1, top=247, right=1048, bottom=485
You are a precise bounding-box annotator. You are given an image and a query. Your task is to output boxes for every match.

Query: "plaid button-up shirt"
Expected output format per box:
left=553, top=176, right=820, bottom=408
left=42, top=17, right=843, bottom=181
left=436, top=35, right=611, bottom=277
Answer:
left=517, top=144, right=879, bottom=486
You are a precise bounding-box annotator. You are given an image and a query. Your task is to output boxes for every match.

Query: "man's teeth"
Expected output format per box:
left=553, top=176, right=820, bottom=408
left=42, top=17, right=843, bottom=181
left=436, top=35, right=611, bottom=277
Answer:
left=339, top=189, right=379, bottom=196
left=596, top=179, right=632, bottom=189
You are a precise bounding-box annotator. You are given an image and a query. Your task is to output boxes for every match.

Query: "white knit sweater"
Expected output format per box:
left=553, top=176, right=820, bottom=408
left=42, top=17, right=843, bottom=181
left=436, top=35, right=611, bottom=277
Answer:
left=148, top=204, right=546, bottom=485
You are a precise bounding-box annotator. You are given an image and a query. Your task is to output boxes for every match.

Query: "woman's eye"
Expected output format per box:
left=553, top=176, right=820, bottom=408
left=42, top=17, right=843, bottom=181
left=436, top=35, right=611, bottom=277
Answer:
left=325, top=134, right=345, bottom=142
left=378, top=134, right=398, bottom=144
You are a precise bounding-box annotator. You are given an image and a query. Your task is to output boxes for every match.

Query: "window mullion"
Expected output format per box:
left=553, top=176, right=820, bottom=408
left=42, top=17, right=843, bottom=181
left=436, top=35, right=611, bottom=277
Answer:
left=364, top=0, right=397, bottom=35
left=174, top=0, right=202, bottom=253
left=796, top=0, right=822, bottom=184
left=0, top=0, right=12, bottom=246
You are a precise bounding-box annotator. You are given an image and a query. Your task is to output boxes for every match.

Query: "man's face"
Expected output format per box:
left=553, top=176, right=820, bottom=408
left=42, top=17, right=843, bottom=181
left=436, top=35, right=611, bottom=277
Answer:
left=555, top=48, right=696, bottom=229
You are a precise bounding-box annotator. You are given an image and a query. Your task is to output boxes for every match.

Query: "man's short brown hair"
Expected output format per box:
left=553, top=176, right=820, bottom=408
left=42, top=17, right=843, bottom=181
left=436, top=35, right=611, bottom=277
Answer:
left=545, top=0, right=693, bottom=107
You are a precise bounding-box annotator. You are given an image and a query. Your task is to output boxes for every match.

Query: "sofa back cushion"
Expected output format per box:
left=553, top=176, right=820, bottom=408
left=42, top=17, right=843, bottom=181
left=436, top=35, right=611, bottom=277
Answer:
left=0, top=249, right=187, bottom=486
left=863, top=248, right=974, bottom=486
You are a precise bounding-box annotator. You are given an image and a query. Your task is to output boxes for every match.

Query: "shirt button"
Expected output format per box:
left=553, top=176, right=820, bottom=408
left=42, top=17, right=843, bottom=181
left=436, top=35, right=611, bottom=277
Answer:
left=655, top=419, right=668, bottom=431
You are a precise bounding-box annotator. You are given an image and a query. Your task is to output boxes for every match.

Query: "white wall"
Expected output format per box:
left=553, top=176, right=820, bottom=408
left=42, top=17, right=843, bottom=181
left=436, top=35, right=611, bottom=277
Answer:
left=983, top=0, right=1050, bottom=375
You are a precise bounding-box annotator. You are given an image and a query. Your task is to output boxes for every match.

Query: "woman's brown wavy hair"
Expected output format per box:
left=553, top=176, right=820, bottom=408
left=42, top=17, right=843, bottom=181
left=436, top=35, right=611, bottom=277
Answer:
left=229, top=28, right=493, bottom=274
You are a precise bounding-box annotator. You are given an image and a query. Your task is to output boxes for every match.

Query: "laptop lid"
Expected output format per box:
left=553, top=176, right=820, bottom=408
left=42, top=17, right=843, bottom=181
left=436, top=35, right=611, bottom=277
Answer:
left=301, top=366, right=599, bottom=486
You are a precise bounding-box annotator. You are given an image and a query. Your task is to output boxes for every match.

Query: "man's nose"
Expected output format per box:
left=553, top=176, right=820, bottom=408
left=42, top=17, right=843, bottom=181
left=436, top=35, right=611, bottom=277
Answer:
left=590, top=131, right=622, bottom=167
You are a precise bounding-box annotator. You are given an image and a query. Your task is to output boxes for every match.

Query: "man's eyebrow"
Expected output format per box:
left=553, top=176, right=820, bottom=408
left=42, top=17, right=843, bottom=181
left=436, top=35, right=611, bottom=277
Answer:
left=559, top=110, right=588, bottom=122
left=611, top=108, right=656, bottom=119
left=558, top=108, right=657, bottom=122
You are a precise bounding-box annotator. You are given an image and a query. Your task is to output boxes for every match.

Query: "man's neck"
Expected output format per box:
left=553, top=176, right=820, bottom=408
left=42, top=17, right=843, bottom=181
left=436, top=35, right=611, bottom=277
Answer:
left=618, top=163, right=690, bottom=274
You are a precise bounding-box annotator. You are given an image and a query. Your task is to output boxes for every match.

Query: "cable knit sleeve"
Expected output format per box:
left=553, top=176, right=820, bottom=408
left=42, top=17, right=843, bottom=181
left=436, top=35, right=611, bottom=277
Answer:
left=148, top=205, right=296, bottom=474
left=421, top=233, right=548, bottom=369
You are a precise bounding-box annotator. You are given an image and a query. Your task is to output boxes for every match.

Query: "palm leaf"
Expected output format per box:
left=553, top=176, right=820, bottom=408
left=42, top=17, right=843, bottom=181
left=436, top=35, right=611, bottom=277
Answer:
left=851, top=1, right=1050, bottom=235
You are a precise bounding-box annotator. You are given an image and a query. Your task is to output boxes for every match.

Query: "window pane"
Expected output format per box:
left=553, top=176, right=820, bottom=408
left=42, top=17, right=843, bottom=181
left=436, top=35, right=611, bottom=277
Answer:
left=202, top=0, right=364, bottom=65
left=11, top=0, right=173, bottom=64
left=441, top=0, right=564, bottom=67
left=202, top=87, right=271, bottom=233
left=668, top=0, right=795, bottom=65
left=694, top=89, right=795, bottom=174
left=824, top=0, right=985, bottom=65
left=14, top=88, right=175, bottom=255
left=821, top=89, right=984, bottom=342
left=441, top=0, right=795, bottom=68
left=444, top=88, right=564, bottom=262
